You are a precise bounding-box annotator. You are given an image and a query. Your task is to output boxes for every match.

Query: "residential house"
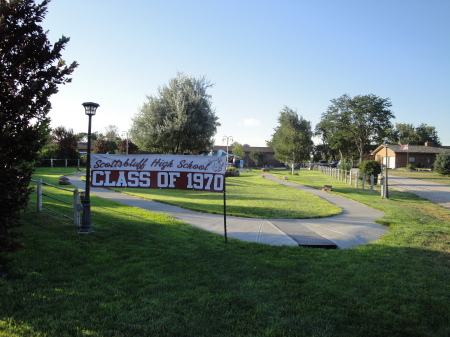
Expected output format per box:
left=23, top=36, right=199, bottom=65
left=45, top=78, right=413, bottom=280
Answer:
left=371, top=141, right=450, bottom=169
left=77, top=142, right=93, bottom=155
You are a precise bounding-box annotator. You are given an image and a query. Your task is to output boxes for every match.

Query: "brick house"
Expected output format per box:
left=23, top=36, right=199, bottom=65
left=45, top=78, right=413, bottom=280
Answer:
left=77, top=142, right=93, bottom=154
left=371, top=141, right=450, bottom=169
left=211, top=146, right=284, bottom=167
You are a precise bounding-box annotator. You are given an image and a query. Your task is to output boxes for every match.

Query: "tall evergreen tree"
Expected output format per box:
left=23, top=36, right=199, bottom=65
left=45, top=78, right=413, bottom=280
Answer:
left=0, top=0, right=77, bottom=255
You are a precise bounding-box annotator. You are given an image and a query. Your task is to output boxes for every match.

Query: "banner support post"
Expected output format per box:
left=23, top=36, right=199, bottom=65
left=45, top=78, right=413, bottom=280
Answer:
left=223, top=177, right=227, bottom=243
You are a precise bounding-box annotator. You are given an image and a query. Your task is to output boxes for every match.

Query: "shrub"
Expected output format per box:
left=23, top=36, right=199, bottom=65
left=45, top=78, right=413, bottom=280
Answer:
left=359, top=160, right=382, bottom=180
left=434, top=153, right=450, bottom=175
left=80, top=154, right=87, bottom=167
left=225, top=167, right=240, bottom=177
left=339, top=158, right=352, bottom=171
left=406, top=163, right=415, bottom=171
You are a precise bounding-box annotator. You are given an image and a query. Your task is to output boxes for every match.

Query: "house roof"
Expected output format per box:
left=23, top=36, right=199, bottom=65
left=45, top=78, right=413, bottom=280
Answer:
left=203, top=149, right=239, bottom=157
left=213, top=145, right=275, bottom=153
left=372, top=144, right=450, bottom=155
left=77, top=142, right=94, bottom=150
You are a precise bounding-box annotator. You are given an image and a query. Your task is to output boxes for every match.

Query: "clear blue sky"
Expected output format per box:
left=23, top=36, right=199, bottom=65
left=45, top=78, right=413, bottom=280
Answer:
left=43, top=0, right=450, bottom=147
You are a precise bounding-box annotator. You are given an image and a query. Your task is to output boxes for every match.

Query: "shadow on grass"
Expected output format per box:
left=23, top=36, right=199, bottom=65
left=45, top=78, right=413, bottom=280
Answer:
left=2, top=210, right=449, bottom=337
left=108, top=191, right=338, bottom=219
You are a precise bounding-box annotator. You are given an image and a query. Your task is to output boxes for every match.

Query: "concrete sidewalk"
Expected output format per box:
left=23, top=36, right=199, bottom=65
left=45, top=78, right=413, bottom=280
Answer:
left=262, top=174, right=386, bottom=249
left=68, top=173, right=387, bottom=249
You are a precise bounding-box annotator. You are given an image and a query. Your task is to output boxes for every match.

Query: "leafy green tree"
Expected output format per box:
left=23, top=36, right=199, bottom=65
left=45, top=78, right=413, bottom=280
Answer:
left=267, top=106, right=313, bottom=174
left=130, top=72, right=220, bottom=154
left=392, top=123, right=441, bottom=146
left=104, top=125, right=120, bottom=142
left=311, top=144, right=328, bottom=162
left=39, top=143, right=59, bottom=162
left=91, top=128, right=119, bottom=154
left=0, top=0, right=77, bottom=256
left=250, top=150, right=265, bottom=167
left=75, top=132, right=87, bottom=142
left=316, top=94, right=394, bottom=163
left=339, top=158, right=353, bottom=171
left=118, top=139, right=139, bottom=154
left=232, top=144, right=245, bottom=159
left=315, top=120, right=357, bottom=161
left=93, top=139, right=108, bottom=154
left=91, top=131, right=101, bottom=141
left=434, top=153, right=450, bottom=176
left=393, top=123, right=416, bottom=144
left=93, top=139, right=117, bottom=154
left=415, top=123, right=441, bottom=146
left=51, top=126, right=78, bottom=159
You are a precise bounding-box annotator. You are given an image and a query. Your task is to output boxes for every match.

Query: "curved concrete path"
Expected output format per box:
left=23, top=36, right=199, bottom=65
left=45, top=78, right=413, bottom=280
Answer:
left=261, top=174, right=386, bottom=249
left=388, top=175, right=450, bottom=209
left=68, top=174, right=387, bottom=249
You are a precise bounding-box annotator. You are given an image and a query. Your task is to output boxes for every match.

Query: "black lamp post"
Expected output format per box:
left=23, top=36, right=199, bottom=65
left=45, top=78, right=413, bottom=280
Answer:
left=78, top=102, right=99, bottom=234
left=384, top=137, right=389, bottom=199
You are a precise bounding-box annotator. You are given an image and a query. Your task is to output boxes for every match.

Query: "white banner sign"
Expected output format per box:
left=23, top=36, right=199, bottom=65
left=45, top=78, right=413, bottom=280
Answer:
left=90, top=154, right=227, bottom=192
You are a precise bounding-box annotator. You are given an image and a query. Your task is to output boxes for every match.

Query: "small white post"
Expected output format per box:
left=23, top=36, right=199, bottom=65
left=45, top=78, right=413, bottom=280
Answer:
left=370, top=174, right=374, bottom=194
left=73, top=188, right=80, bottom=226
left=37, top=178, right=43, bottom=212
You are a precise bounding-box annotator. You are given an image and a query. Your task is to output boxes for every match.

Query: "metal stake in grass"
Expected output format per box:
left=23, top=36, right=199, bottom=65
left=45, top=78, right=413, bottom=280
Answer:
left=223, top=178, right=228, bottom=243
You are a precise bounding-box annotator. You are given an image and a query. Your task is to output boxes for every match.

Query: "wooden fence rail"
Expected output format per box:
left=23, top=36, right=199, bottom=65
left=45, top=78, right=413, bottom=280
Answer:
left=31, top=178, right=82, bottom=226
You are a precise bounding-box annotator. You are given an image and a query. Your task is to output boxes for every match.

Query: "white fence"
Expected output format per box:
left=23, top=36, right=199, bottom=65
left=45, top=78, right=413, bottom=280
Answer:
left=32, top=178, right=82, bottom=226
left=316, top=165, right=382, bottom=196
left=38, top=158, right=81, bottom=167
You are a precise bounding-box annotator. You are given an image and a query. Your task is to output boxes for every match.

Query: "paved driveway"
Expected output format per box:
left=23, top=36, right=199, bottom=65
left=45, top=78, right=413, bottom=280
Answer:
left=388, top=175, right=450, bottom=209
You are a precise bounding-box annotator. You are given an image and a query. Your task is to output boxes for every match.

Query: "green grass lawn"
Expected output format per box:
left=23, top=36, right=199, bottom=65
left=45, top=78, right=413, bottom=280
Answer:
left=388, top=168, right=450, bottom=185
left=0, top=167, right=449, bottom=336
left=109, top=171, right=341, bottom=219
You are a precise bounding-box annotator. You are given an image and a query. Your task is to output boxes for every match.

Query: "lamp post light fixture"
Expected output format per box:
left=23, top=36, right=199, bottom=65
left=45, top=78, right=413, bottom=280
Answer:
left=122, top=131, right=129, bottom=155
left=78, top=102, right=99, bottom=234
left=383, top=137, right=389, bottom=199
left=222, top=136, right=233, bottom=167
